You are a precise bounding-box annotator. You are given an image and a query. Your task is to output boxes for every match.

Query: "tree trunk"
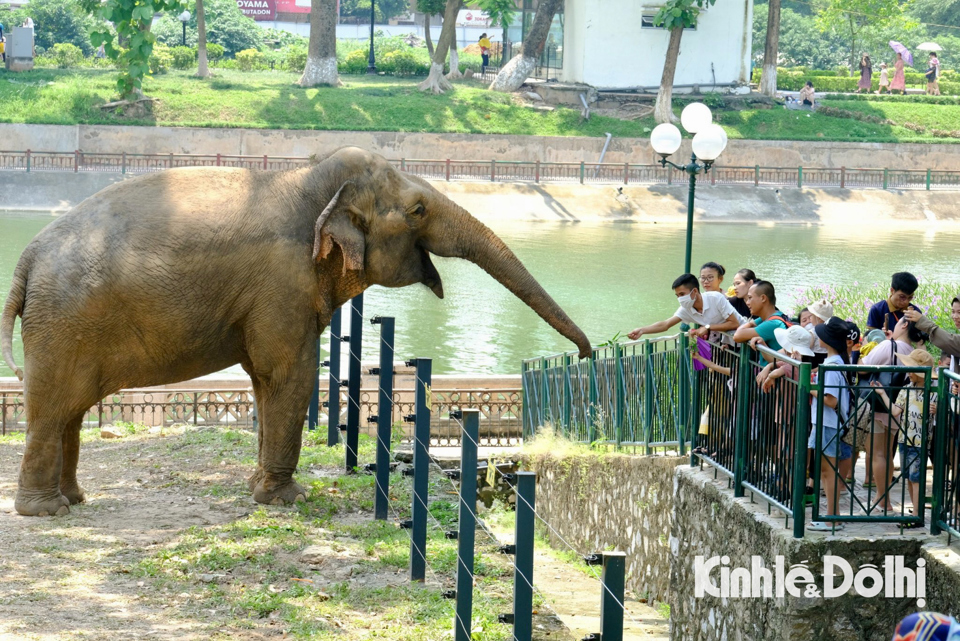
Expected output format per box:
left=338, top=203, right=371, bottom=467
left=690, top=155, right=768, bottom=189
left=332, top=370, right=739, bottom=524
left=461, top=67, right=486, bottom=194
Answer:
left=424, top=13, right=434, bottom=57
left=300, top=0, right=341, bottom=87
left=417, top=0, right=459, bottom=93
left=196, top=0, right=210, bottom=78
left=654, top=26, right=683, bottom=124
left=489, top=0, right=561, bottom=92
left=446, top=39, right=462, bottom=79
left=759, top=0, right=779, bottom=96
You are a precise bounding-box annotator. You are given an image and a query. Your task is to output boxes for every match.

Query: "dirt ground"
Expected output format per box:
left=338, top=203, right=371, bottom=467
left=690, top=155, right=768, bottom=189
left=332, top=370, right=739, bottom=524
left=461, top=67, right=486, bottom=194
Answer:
left=0, top=426, right=667, bottom=640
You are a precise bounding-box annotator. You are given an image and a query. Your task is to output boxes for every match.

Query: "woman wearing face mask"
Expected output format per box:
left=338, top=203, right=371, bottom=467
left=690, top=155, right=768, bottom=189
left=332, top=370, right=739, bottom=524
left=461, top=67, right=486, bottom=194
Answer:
left=699, top=262, right=726, bottom=294
left=727, top=268, right=756, bottom=320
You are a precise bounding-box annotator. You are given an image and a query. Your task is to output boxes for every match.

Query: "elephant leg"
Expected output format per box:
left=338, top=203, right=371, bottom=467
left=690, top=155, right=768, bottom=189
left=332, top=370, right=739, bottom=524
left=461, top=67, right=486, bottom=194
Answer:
left=59, top=414, right=86, bottom=505
left=16, top=417, right=70, bottom=517
left=243, top=366, right=266, bottom=492
left=247, top=349, right=314, bottom=506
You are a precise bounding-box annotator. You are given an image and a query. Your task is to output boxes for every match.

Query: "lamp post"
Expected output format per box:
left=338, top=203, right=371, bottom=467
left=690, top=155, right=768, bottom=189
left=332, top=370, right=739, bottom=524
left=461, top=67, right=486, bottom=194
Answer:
left=367, top=0, right=377, bottom=74
left=178, top=10, right=191, bottom=47
left=650, top=103, right=728, bottom=275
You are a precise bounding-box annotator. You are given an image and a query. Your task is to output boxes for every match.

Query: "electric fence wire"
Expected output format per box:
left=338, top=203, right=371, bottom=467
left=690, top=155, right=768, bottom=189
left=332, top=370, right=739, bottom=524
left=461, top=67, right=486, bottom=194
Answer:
left=452, top=415, right=662, bottom=639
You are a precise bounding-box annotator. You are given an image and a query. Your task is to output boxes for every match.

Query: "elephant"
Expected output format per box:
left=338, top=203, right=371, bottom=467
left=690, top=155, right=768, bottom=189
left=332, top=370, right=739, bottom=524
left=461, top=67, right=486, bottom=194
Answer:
left=1, top=147, right=591, bottom=517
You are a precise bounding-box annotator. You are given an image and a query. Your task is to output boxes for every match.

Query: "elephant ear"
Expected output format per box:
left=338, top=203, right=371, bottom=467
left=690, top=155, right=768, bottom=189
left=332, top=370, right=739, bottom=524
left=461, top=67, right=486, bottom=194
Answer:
left=312, top=182, right=365, bottom=274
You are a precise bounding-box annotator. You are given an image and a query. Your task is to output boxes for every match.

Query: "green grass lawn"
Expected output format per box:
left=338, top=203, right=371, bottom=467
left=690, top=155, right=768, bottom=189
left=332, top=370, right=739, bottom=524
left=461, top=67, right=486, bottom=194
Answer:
left=1, top=67, right=960, bottom=142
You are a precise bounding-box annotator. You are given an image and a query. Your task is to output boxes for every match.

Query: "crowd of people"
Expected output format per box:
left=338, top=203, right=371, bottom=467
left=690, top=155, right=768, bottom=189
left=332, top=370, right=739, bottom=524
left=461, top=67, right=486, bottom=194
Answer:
left=629, top=265, right=958, bottom=532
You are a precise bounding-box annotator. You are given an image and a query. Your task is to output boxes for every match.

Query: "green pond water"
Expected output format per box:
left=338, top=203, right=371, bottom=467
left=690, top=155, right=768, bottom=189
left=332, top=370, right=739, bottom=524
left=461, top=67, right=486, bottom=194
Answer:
left=2, top=211, right=959, bottom=377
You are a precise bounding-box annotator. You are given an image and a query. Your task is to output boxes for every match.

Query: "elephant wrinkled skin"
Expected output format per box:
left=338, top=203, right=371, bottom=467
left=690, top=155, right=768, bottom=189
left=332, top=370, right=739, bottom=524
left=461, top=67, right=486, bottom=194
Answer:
left=0, top=147, right=591, bottom=517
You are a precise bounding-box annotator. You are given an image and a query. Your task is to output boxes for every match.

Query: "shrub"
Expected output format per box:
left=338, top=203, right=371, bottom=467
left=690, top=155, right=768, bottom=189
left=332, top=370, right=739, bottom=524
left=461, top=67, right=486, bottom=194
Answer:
left=235, top=48, right=263, bottom=72
left=380, top=50, right=427, bottom=76
left=341, top=49, right=369, bottom=74
left=170, top=45, right=196, bottom=70
left=149, top=43, right=173, bottom=74
left=283, top=46, right=308, bottom=73
left=205, top=43, right=225, bottom=65
left=52, top=43, right=83, bottom=68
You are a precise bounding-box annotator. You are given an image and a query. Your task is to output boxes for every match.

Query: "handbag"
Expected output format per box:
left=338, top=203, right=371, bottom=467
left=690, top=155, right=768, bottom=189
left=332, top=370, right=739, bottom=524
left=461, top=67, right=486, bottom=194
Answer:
left=858, top=338, right=907, bottom=413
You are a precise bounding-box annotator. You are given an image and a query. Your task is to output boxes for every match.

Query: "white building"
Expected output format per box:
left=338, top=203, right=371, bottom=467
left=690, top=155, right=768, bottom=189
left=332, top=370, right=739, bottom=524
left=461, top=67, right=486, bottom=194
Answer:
left=552, top=0, right=754, bottom=91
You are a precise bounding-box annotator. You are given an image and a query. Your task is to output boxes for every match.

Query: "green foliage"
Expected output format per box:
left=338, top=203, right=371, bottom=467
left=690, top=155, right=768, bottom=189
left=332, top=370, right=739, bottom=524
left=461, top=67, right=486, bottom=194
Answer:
left=282, top=45, right=308, bottom=73
left=170, top=45, right=196, bottom=70
left=476, top=0, right=516, bottom=29
left=83, top=0, right=186, bottom=98
left=813, top=0, right=914, bottom=67
left=379, top=50, right=428, bottom=76
left=753, top=3, right=847, bottom=69
left=205, top=42, right=224, bottom=63
left=909, top=0, right=960, bottom=37
left=151, top=0, right=262, bottom=55
left=258, top=26, right=308, bottom=49
left=234, top=47, right=263, bottom=71
left=416, top=0, right=446, bottom=16
left=149, top=42, right=173, bottom=74
left=653, top=0, right=717, bottom=30
left=3, top=0, right=105, bottom=55
left=342, top=48, right=370, bottom=74
left=52, top=43, right=84, bottom=68
left=758, top=67, right=960, bottom=95
left=338, top=0, right=410, bottom=22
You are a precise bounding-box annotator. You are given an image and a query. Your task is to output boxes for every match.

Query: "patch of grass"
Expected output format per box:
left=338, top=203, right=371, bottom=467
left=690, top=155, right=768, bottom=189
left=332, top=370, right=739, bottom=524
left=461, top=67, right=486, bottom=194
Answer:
left=821, top=99, right=960, bottom=132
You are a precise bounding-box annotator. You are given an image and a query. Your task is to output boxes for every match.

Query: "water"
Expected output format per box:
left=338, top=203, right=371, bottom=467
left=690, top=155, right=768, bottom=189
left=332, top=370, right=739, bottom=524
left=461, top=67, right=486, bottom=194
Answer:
left=2, top=211, right=958, bottom=376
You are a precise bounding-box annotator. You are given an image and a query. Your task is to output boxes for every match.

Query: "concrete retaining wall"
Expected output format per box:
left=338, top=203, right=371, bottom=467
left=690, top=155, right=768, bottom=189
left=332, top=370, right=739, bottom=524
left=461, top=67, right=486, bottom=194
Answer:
left=3, top=123, right=960, bottom=169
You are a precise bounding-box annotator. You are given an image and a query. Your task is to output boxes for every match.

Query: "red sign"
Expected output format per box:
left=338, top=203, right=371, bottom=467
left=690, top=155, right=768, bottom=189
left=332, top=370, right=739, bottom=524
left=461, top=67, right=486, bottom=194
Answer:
left=237, top=0, right=277, bottom=20
left=274, top=0, right=311, bottom=13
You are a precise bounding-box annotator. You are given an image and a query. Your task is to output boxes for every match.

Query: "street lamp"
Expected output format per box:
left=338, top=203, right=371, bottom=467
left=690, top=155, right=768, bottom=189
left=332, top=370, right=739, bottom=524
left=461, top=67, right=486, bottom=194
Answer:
left=367, top=0, right=377, bottom=74
left=178, top=10, right=191, bottom=47
left=650, top=102, right=728, bottom=275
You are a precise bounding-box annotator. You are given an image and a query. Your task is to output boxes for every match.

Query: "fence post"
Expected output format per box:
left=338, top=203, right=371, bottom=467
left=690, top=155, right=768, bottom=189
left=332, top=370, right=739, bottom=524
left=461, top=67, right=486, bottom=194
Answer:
left=614, top=343, right=625, bottom=448
left=325, top=307, right=342, bottom=446
left=521, top=362, right=532, bottom=439
left=797, top=166, right=802, bottom=188
left=883, top=167, right=889, bottom=190
left=600, top=551, right=626, bottom=641
left=535, top=160, right=540, bottom=183
left=679, top=333, right=690, bottom=458
left=121, top=152, right=127, bottom=175
left=927, top=169, right=932, bottom=191
left=25, top=149, right=30, bottom=173
left=539, top=356, right=549, bottom=430
left=623, top=162, right=629, bottom=185
left=216, top=153, right=221, bottom=167
left=263, top=154, right=268, bottom=170
left=562, top=353, right=572, bottom=433
left=733, top=343, right=751, bottom=498
left=711, top=166, right=716, bottom=185
left=345, top=294, right=363, bottom=472
left=931, top=369, right=948, bottom=536
left=454, top=409, right=479, bottom=641
left=580, top=161, right=585, bottom=184
left=400, top=158, right=406, bottom=172
left=510, top=472, right=536, bottom=641
left=74, top=149, right=79, bottom=173
left=588, top=352, right=599, bottom=443
left=410, top=357, right=432, bottom=582
left=754, top=164, right=759, bottom=186
left=490, top=159, right=496, bottom=182
left=643, top=340, right=654, bottom=455
left=307, top=338, right=321, bottom=431
left=445, top=158, right=451, bottom=181
left=792, top=361, right=812, bottom=538
left=840, top=166, right=846, bottom=189
left=373, top=316, right=395, bottom=521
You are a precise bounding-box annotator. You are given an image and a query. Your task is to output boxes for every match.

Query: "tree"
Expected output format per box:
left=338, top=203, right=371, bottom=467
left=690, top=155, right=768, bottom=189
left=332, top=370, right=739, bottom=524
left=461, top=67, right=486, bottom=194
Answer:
left=5, top=0, right=104, bottom=55
left=151, top=0, right=262, bottom=55
left=446, top=37, right=461, bottom=79
left=753, top=4, right=847, bottom=69
left=417, top=0, right=446, bottom=57
left=908, top=0, right=960, bottom=35
left=759, top=0, right=780, bottom=96
left=489, top=0, right=561, bottom=92
left=338, top=0, right=410, bottom=22
left=417, top=0, right=459, bottom=93
left=83, top=0, right=185, bottom=99
left=196, top=0, right=210, bottom=78
left=476, top=0, right=516, bottom=64
left=814, top=0, right=908, bottom=69
left=652, top=0, right=716, bottom=124
left=300, top=0, right=340, bottom=86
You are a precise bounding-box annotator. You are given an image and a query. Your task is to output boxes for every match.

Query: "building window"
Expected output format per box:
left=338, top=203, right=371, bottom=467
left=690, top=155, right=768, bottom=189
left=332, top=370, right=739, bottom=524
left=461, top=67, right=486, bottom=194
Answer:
left=641, top=10, right=697, bottom=30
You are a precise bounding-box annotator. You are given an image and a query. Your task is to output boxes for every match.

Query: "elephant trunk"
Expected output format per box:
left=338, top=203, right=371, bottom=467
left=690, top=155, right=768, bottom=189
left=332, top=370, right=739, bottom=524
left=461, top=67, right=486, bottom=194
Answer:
left=427, top=200, right=592, bottom=359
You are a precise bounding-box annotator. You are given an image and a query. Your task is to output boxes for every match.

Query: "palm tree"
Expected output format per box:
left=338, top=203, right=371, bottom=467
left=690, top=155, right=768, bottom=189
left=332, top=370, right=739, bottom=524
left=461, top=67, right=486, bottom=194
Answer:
left=300, top=0, right=340, bottom=87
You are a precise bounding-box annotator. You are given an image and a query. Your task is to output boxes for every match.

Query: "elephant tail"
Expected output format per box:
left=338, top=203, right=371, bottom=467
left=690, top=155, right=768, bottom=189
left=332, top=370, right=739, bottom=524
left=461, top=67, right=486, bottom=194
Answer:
left=1, top=254, right=28, bottom=382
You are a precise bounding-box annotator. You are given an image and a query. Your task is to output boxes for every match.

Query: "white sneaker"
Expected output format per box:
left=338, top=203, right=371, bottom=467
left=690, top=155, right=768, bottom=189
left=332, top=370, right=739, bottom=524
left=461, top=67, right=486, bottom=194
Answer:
left=808, top=521, right=844, bottom=532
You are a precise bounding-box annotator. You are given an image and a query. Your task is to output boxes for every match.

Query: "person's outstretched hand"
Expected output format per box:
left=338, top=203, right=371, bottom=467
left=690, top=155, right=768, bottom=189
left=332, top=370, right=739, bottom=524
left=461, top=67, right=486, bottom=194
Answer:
left=628, top=328, right=643, bottom=340
left=903, top=308, right=923, bottom=323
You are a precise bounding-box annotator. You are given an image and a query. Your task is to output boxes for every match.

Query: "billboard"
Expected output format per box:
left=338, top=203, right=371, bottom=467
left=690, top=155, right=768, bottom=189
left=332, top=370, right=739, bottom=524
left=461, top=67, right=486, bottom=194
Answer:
left=237, top=0, right=277, bottom=20
left=273, top=0, right=312, bottom=14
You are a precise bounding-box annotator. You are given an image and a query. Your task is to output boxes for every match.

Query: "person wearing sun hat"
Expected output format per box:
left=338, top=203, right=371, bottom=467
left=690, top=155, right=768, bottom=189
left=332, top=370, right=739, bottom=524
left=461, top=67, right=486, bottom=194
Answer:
left=807, top=317, right=857, bottom=531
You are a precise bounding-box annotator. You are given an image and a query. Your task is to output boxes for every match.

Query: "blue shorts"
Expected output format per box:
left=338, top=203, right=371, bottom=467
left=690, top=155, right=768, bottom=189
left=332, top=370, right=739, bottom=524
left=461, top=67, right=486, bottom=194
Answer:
left=899, top=444, right=925, bottom=483
left=809, top=425, right=851, bottom=460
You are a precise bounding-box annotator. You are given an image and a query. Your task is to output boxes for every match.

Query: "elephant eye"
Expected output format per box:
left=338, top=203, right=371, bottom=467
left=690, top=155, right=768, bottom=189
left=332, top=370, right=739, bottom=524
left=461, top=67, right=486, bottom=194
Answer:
left=409, top=203, right=425, bottom=217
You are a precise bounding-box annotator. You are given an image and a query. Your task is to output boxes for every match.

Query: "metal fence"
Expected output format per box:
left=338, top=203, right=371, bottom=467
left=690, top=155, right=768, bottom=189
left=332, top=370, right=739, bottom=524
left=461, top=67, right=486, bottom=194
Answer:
left=3, top=148, right=960, bottom=191
left=523, top=333, right=960, bottom=538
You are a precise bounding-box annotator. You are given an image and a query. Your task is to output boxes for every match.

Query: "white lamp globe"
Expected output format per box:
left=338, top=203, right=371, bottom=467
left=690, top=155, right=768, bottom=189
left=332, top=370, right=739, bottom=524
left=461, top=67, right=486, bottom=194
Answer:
left=680, top=102, right=712, bottom=134
left=701, top=123, right=727, bottom=156
left=650, top=123, right=682, bottom=157
left=692, top=126, right=725, bottom=162
left=179, top=10, right=191, bottom=21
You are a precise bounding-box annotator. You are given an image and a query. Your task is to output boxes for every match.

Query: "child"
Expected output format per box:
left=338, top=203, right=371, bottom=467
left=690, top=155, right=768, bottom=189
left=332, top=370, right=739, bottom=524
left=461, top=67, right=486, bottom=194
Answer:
left=871, top=348, right=937, bottom=525
left=808, top=317, right=857, bottom=531
left=877, top=62, right=890, bottom=94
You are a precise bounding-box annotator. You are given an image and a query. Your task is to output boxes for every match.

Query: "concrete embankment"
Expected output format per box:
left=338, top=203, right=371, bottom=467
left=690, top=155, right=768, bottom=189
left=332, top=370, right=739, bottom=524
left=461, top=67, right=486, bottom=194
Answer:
left=7, top=170, right=960, bottom=227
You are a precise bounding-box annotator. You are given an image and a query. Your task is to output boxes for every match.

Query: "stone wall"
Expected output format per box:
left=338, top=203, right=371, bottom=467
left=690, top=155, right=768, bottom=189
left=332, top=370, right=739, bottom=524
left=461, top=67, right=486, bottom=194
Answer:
left=3, top=123, right=960, bottom=170
left=525, top=451, right=684, bottom=602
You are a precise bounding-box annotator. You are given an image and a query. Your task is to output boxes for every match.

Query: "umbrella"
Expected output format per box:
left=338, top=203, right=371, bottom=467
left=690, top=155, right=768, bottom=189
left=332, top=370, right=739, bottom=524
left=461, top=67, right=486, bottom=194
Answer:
left=917, top=42, right=943, bottom=52
left=889, top=40, right=913, bottom=66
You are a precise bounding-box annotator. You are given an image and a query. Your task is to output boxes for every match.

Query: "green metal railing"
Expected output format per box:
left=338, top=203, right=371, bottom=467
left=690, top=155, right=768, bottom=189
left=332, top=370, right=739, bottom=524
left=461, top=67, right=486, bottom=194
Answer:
left=521, top=334, right=692, bottom=453
left=523, top=333, right=957, bottom=538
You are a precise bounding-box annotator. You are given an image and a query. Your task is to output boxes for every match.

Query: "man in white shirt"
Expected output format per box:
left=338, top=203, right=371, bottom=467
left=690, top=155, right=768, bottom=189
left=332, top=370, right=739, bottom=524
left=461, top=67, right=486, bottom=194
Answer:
left=628, top=273, right=742, bottom=340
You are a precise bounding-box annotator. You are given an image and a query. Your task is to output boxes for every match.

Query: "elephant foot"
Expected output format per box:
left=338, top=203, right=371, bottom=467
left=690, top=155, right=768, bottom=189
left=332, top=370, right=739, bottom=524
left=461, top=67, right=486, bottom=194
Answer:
left=15, top=489, right=70, bottom=517
left=60, top=483, right=87, bottom=505
left=247, top=467, right=266, bottom=493
left=253, top=477, right=307, bottom=506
